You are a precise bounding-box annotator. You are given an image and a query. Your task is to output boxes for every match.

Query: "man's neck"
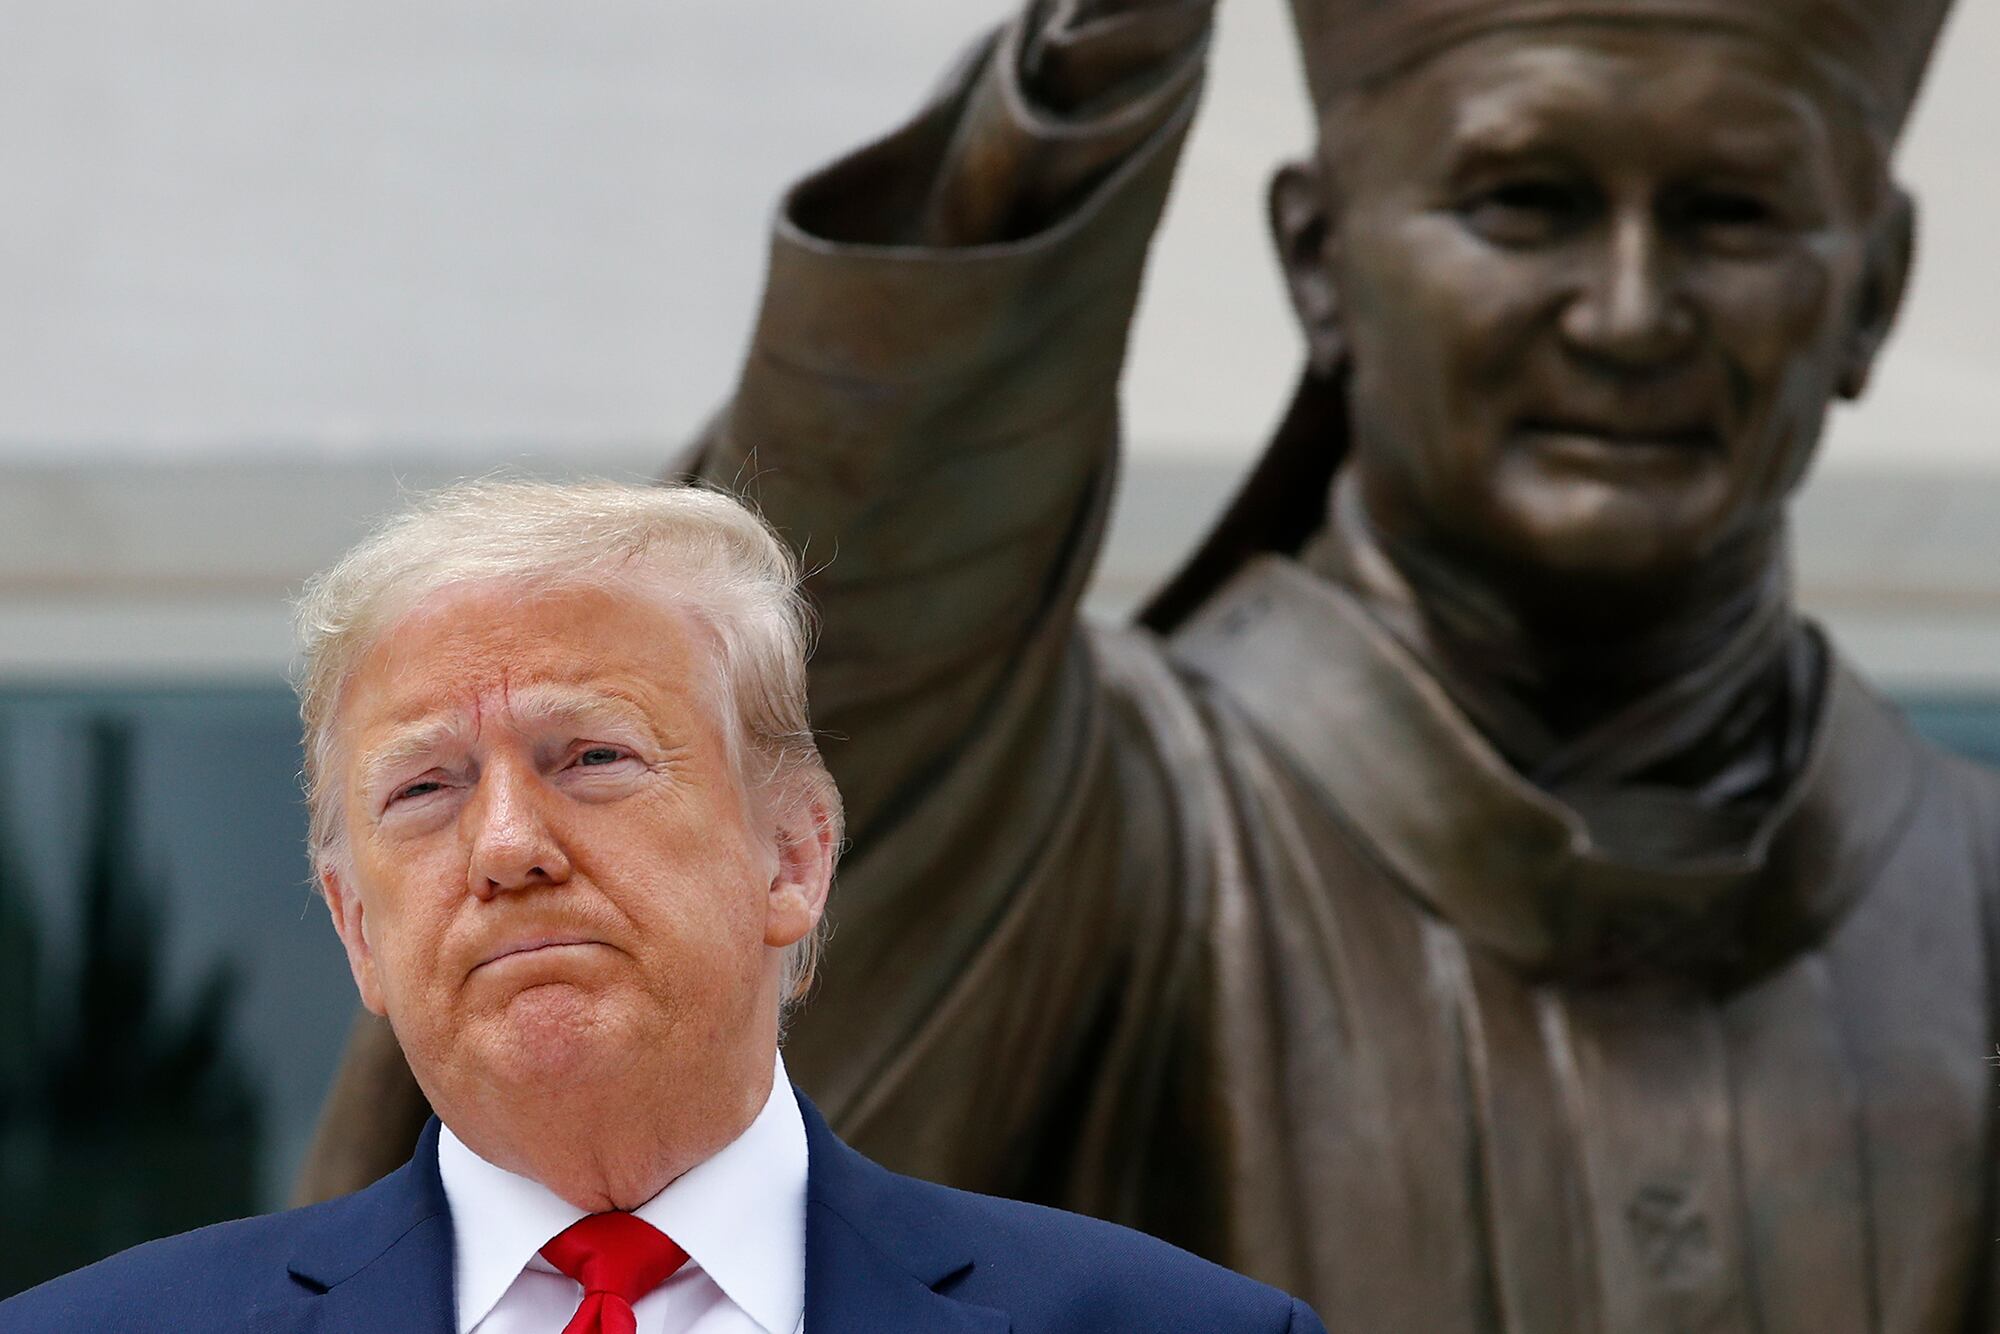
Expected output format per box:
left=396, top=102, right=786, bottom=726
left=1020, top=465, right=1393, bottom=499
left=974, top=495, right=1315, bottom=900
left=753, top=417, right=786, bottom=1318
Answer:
left=429, top=1040, right=778, bottom=1215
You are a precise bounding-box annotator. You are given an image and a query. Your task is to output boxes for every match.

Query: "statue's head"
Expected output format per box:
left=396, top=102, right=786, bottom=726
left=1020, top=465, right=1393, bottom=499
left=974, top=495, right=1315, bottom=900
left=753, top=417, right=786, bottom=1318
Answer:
left=1273, top=0, right=1953, bottom=592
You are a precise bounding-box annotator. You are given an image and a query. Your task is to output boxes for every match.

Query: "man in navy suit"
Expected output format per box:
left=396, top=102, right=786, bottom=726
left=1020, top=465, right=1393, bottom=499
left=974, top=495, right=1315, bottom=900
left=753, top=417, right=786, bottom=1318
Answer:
left=0, top=480, right=1323, bottom=1334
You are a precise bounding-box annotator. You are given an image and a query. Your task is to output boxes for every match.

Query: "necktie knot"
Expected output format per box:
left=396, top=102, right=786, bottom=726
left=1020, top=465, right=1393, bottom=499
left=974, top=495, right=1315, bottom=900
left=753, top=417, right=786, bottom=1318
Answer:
left=542, top=1212, right=688, bottom=1334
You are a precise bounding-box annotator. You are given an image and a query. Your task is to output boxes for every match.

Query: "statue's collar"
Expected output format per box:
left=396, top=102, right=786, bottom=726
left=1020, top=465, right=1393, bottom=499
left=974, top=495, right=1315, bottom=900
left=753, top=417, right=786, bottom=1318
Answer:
left=1169, top=555, right=1927, bottom=985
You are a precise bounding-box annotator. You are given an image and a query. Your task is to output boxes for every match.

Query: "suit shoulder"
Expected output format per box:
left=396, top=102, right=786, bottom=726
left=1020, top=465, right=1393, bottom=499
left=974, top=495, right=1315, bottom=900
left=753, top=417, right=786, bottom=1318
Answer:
left=881, top=1172, right=1318, bottom=1332
left=0, top=1197, right=340, bottom=1332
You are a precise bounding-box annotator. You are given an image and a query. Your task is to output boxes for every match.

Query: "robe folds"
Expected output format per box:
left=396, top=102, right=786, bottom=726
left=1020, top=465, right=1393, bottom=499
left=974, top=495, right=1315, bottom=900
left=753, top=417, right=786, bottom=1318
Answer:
left=699, top=33, right=2000, bottom=1331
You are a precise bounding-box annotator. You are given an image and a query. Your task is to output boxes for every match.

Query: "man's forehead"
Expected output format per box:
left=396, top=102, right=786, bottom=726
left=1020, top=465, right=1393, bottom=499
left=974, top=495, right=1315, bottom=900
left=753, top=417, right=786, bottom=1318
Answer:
left=350, top=680, right=668, bottom=773
left=335, top=580, right=714, bottom=758
left=391, top=679, right=659, bottom=731
left=361, top=577, right=698, bottom=693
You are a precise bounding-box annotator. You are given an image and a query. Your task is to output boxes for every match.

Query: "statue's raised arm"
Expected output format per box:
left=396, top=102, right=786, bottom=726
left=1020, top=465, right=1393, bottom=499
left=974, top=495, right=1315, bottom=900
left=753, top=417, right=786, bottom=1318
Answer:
left=698, top=0, right=1210, bottom=839
left=688, top=0, right=1217, bottom=1194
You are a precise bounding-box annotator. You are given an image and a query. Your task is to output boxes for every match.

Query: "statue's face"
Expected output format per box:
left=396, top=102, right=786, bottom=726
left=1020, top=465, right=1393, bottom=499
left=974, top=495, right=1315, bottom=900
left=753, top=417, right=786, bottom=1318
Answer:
left=1292, top=25, right=1906, bottom=586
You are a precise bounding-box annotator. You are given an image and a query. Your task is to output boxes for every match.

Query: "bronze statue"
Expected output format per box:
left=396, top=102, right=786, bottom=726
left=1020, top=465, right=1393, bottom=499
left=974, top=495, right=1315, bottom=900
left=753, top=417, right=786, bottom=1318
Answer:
left=302, top=0, right=2000, bottom=1327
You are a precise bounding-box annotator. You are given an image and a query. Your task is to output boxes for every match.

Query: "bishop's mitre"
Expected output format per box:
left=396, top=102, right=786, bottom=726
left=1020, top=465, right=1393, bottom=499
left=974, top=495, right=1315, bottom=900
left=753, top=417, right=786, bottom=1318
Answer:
left=1287, top=0, right=1957, bottom=138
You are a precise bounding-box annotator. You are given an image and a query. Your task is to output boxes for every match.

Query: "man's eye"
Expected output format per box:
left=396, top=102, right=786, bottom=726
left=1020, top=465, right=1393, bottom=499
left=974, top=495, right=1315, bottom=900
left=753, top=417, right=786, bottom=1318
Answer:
left=393, top=780, right=444, bottom=803
left=1459, top=180, right=1590, bottom=245
left=575, top=747, right=627, bottom=767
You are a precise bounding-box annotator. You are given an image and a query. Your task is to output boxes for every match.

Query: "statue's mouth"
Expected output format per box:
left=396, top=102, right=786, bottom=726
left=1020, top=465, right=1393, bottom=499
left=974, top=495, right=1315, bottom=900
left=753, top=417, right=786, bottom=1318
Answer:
left=1513, top=416, right=1720, bottom=457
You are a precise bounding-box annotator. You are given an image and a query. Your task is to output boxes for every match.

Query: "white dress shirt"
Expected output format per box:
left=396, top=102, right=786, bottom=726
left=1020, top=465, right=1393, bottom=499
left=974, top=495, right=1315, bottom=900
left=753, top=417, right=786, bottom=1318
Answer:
left=437, top=1053, right=807, bottom=1334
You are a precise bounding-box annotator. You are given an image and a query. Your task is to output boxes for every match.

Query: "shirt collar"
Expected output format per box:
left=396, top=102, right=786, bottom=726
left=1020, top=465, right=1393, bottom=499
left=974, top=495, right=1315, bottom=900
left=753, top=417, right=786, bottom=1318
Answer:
left=438, top=1051, right=807, bottom=1334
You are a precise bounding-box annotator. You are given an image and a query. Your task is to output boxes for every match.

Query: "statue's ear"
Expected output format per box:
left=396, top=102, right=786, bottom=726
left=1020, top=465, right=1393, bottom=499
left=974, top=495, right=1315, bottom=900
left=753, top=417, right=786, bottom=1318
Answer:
left=1269, top=159, right=1345, bottom=378
left=1839, top=186, right=1915, bottom=401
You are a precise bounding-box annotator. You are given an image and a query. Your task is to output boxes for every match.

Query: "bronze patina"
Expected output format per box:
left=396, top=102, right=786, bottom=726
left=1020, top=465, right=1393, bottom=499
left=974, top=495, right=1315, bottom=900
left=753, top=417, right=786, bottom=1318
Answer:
left=301, top=0, right=1996, bottom=1327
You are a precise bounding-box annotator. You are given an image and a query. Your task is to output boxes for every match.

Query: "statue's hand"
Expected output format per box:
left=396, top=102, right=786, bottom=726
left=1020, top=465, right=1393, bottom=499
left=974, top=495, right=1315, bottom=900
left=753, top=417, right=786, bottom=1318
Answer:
left=1020, top=0, right=1215, bottom=116
left=911, top=0, right=1210, bottom=246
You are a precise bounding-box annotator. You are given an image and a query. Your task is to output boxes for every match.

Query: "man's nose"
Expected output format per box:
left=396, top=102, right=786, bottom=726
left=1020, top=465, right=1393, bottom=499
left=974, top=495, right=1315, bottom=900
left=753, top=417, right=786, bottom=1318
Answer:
left=464, top=762, right=573, bottom=899
left=1559, top=213, right=1697, bottom=369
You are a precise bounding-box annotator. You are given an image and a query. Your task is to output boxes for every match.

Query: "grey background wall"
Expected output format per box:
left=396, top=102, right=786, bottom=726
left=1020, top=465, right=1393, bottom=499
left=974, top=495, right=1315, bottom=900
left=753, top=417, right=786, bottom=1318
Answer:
left=6, top=0, right=1999, bottom=462
left=1, top=0, right=1997, bottom=684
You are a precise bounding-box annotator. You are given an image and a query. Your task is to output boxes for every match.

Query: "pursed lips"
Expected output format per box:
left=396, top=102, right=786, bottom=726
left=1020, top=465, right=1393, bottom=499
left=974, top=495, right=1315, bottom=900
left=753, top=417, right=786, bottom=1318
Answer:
left=473, top=933, right=607, bottom=972
left=1513, top=415, right=1721, bottom=454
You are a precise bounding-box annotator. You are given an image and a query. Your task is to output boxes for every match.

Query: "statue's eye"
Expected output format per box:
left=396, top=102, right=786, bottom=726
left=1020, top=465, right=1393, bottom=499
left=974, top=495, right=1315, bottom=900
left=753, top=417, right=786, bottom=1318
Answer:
left=1676, top=188, right=1788, bottom=250
left=1459, top=179, right=1592, bottom=246
left=1656, top=185, right=1794, bottom=255
left=1687, top=191, right=1773, bottom=227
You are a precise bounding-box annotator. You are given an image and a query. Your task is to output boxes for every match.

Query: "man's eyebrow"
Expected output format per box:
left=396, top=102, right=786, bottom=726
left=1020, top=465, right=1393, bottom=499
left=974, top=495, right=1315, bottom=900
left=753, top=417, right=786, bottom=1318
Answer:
left=356, top=717, right=474, bottom=796
left=508, top=684, right=642, bottom=723
left=353, top=687, right=668, bottom=796
left=504, top=684, right=668, bottom=744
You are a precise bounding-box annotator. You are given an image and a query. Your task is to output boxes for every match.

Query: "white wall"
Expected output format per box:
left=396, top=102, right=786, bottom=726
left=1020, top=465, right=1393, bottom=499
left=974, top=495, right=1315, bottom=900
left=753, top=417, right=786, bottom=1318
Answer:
left=2, top=2, right=1998, bottom=684
left=1, top=0, right=1995, bottom=468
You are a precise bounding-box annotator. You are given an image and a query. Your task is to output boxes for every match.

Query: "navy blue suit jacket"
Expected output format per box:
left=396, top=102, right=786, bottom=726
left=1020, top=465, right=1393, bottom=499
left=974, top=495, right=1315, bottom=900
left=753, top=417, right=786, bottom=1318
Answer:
left=1, top=1090, right=1325, bottom=1332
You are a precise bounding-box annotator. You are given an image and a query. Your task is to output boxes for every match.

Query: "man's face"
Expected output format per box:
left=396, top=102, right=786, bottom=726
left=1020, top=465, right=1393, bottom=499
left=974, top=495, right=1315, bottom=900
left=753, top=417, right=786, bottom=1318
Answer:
left=319, top=580, right=826, bottom=1124
left=1305, top=25, right=1900, bottom=584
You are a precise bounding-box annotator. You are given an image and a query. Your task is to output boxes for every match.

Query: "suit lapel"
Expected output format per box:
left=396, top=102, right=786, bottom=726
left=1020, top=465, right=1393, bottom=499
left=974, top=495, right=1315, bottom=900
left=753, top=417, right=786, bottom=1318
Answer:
left=798, top=1090, right=1010, bottom=1334
left=258, top=1119, right=457, bottom=1334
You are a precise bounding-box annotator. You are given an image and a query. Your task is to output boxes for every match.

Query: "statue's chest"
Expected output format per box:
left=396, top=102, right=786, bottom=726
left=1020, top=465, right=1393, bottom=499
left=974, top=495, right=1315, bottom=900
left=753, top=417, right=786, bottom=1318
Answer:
left=1196, top=757, right=1995, bottom=1333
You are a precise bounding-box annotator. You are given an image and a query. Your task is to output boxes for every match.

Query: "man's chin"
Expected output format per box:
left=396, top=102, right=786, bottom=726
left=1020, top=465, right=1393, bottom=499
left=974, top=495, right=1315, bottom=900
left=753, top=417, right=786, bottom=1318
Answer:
left=460, top=984, right=638, bottom=1089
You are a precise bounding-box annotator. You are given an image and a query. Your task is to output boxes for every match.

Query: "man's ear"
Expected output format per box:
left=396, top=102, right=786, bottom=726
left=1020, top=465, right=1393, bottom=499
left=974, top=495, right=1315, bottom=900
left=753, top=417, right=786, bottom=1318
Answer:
left=321, top=864, right=388, bottom=1017
left=1270, top=158, right=1346, bottom=379
left=1839, top=185, right=1915, bottom=401
left=763, top=800, right=835, bottom=952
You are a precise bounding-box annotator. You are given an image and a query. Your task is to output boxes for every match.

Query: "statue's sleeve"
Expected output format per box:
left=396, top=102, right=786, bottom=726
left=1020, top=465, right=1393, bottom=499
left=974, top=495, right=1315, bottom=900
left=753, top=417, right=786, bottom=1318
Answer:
left=694, top=20, right=1206, bottom=1191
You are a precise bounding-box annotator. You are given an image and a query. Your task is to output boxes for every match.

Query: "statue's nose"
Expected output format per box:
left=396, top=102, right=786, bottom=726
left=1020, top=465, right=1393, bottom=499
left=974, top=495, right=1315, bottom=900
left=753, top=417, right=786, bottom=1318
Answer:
left=1558, top=215, right=1698, bottom=370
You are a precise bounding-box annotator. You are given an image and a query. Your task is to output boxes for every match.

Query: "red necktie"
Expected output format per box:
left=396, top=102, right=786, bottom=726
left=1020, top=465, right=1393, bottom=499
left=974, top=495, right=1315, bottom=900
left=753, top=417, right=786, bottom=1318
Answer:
left=541, top=1212, right=690, bottom=1334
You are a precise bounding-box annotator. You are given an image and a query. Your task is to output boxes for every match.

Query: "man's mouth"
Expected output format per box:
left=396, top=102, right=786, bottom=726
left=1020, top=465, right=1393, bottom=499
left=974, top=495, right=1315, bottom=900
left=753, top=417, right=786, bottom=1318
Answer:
left=474, top=934, right=605, bottom=971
